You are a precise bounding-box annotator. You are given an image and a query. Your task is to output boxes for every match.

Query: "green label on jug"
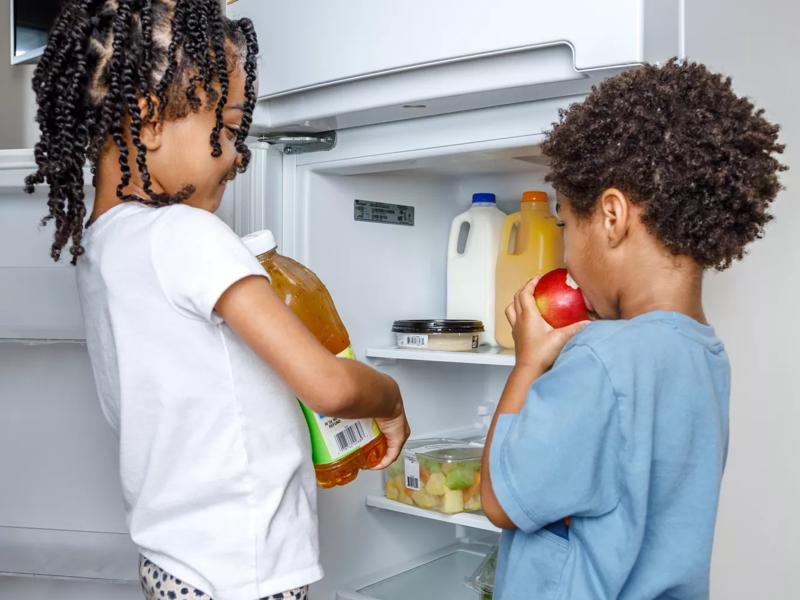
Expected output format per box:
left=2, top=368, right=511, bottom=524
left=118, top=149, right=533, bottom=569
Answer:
left=301, top=347, right=381, bottom=466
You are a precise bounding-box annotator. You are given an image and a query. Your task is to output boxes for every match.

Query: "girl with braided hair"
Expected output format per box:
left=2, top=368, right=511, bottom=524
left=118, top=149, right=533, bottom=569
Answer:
left=25, top=2, right=410, bottom=599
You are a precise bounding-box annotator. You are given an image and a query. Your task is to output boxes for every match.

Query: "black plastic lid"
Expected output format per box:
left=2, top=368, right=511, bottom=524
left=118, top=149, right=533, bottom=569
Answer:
left=392, top=319, right=485, bottom=334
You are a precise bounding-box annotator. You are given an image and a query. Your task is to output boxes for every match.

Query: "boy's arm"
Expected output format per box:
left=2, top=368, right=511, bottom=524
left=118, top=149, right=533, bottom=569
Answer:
left=481, top=278, right=588, bottom=529
left=482, top=365, right=544, bottom=528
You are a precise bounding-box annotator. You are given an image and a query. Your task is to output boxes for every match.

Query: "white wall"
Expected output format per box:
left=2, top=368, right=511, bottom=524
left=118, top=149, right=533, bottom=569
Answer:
left=0, top=0, right=37, bottom=149
left=686, top=1, right=800, bottom=598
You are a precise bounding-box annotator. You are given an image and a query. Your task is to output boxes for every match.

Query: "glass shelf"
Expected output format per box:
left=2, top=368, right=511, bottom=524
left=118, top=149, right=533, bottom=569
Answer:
left=365, top=346, right=514, bottom=366
left=366, top=495, right=500, bottom=533
left=336, top=542, right=490, bottom=600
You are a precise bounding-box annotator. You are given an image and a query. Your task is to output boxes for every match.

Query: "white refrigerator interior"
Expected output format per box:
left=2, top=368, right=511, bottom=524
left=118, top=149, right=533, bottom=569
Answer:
left=236, top=98, right=594, bottom=599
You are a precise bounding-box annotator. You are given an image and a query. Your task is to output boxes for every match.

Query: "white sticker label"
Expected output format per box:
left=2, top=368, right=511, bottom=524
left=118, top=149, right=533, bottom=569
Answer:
left=397, top=334, right=429, bottom=348
left=404, top=453, right=421, bottom=490
left=318, top=416, right=378, bottom=461
left=565, top=273, right=580, bottom=289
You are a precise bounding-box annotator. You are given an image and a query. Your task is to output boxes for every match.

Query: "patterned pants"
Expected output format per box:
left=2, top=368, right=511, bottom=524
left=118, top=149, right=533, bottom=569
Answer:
left=139, top=556, right=309, bottom=600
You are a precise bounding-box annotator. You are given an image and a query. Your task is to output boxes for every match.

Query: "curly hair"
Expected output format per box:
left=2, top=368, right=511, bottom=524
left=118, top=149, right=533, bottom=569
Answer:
left=541, top=58, right=787, bottom=271
left=24, top=0, right=259, bottom=264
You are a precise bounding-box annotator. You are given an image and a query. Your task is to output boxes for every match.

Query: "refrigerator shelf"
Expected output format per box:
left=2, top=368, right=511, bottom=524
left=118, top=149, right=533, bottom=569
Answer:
left=336, top=541, right=491, bottom=600
left=0, top=574, right=140, bottom=600
left=0, top=526, right=138, bottom=584
left=366, top=495, right=501, bottom=533
left=365, top=346, right=514, bottom=366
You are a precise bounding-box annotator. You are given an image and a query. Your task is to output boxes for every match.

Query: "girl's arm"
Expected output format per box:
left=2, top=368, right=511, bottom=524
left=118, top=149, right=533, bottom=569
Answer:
left=216, top=275, right=409, bottom=468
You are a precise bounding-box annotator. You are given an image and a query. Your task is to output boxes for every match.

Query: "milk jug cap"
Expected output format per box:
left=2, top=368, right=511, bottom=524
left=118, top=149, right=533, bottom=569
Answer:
left=242, top=229, right=277, bottom=256
left=521, top=191, right=549, bottom=203
left=471, top=193, right=496, bottom=204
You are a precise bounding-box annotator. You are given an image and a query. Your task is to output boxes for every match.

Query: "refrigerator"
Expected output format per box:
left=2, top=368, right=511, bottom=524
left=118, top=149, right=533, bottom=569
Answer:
left=0, top=1, right=683, bottom=598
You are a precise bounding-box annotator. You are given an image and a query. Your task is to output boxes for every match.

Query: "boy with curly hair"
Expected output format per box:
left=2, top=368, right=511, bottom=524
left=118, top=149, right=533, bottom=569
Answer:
left=481, top=59, right=786, bottom=599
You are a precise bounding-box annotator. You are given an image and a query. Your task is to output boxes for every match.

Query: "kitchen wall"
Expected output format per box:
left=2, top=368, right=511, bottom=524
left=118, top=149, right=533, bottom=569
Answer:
left=686, top=1, right=800, bottom=598
left=0, top=0, right=37, bottom=150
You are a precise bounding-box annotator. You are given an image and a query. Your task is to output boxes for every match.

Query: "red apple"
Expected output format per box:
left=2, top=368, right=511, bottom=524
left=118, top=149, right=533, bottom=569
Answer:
left=533, top=268, right=590, bottom=328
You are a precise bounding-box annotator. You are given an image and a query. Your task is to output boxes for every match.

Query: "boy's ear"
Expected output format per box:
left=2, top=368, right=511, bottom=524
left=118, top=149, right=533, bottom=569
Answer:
left=137, top=95, right=163, bottom=151
left=599, top=188, right=631, bottom=248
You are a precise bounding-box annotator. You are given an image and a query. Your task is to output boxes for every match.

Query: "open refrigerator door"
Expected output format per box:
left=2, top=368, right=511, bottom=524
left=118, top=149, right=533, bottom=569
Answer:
left=234, top=97, right=570, bottom=599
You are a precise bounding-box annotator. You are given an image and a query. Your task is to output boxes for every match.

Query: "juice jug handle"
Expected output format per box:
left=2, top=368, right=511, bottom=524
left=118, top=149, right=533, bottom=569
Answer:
left=448, top=213, right=472, bottom=258
left=499, top=213, right=520, bottom=257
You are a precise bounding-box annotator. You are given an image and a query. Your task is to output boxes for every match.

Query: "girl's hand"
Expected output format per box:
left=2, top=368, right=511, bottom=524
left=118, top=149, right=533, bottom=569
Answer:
left=372, top=395, right=411, bottom=470
left=505, top=277, right=589, bottom=373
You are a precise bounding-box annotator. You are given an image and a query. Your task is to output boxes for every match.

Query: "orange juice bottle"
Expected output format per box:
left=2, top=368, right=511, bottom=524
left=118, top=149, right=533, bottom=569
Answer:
left=242, top=230, right=387, bottom=488
left=495, top=191, right=565, bottom=349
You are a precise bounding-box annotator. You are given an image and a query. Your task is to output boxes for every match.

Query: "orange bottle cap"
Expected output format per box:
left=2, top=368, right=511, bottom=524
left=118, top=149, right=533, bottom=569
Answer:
left=521, top=191, right=549, bottom=203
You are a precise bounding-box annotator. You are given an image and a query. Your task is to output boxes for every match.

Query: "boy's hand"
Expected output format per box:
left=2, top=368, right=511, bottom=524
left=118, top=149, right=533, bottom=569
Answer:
left=505, top=277, right=589, bottom=373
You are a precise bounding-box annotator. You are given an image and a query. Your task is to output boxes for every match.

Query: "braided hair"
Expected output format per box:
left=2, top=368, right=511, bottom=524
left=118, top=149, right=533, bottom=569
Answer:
left=24, top=0, right=259, bottom=264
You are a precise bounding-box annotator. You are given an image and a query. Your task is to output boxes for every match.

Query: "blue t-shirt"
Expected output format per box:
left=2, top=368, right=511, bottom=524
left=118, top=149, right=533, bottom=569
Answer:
left=490, top=311, right=730, bottom=600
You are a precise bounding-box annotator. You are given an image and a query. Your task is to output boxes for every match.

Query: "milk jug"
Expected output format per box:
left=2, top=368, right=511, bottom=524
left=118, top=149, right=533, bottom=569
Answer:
left=446, top=193, right=506, bottom=346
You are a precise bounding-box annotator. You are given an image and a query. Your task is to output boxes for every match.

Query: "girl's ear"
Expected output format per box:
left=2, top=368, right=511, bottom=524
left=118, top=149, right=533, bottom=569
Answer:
left=138, top=95, right=163, bottom=151
left=599, top=188, right=632, bottom=248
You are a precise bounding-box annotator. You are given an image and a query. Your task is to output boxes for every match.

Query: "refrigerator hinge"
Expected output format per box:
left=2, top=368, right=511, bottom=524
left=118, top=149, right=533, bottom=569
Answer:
left=258, top=131, right=337, bottom=155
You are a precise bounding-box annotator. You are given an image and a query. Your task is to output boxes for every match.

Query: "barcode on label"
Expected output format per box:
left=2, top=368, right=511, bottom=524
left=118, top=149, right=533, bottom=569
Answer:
left=334, top=421, right=367, bottom=453
left=403, top=453, right=421, bottom=490
left=398, top=334, right=428, bottom=348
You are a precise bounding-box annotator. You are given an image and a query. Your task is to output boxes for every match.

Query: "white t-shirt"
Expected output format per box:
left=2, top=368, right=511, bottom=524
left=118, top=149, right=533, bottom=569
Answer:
left=76, top=202, right=322, bottom=600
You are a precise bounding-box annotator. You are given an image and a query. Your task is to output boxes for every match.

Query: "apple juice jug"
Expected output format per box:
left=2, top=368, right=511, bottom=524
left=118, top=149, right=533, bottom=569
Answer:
left=494, top=191, right=565, bottom=349
left=242, top=229, right=387, bottom=488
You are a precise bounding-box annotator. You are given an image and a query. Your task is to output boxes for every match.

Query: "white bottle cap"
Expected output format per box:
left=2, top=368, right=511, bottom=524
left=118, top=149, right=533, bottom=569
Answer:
left=241, top=229, right=277, bottom=256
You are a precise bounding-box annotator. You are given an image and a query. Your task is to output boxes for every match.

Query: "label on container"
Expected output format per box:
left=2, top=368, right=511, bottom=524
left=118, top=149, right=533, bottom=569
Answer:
left=404, top=454, right=421, bottom=491
left=301, top=347, right=382, bottom=465
left=354, top=199, right=415, bottom=227
left=397, top=334, right=429, bottom=348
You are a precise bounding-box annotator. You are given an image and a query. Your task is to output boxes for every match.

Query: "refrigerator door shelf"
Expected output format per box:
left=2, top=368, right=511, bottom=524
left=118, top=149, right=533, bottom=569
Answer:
left=0, top=576, right=141, bottom=600
left=0, top=150, right=93, bottom=340
left=0, top=526, right=139, bottom=583
left=336, top=542, right=491, bottom=600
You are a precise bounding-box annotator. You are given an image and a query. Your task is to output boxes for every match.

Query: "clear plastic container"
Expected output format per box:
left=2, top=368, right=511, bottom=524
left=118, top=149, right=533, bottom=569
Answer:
left=392, top=320, right=484, bottom=352
left=465, top=544, right=498, bottom=600
left=384, top=439, right=484, bottom=514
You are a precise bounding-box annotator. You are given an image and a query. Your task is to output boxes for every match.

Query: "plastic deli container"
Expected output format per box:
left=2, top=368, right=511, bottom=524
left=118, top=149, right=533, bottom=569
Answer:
left=384, top=439, right=484, bottom=514
left=465, top=544, right=498, bottom=600
left=392, top=320, right=484, bottom=351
